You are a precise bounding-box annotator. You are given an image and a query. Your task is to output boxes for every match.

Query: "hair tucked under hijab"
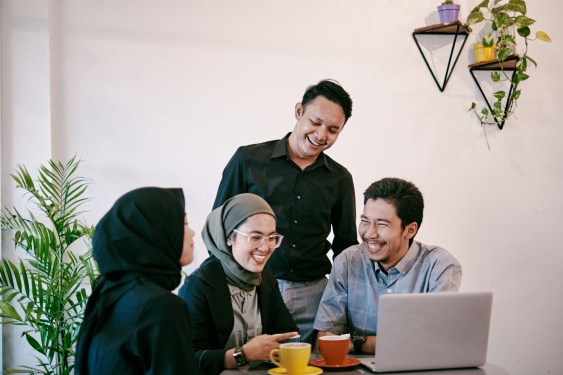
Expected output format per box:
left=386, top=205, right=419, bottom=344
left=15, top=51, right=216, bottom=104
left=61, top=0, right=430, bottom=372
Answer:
left=75, top=187, right=185, bottom=374
left=202, top=193, right=275, bottom=291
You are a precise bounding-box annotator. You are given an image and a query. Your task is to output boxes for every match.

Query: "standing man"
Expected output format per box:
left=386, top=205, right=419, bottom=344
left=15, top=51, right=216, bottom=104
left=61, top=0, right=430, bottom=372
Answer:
left=213, top=79, right=358, bottom=344
left=313, top=177, right=462, bottom=354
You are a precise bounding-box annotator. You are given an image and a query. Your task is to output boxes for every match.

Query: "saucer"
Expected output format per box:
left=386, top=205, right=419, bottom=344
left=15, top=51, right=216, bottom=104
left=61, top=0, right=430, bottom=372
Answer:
left=309, top=357, right=361, bottom=369
left=268, top=365, right=323, bottom=374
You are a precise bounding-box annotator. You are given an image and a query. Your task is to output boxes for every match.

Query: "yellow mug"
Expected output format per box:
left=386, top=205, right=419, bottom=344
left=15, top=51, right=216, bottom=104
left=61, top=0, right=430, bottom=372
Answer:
left=270, top=342, right=311, bottom=375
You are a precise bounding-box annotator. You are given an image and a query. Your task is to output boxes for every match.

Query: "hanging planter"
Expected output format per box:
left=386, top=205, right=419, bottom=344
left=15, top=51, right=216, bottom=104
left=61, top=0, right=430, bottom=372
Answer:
left=437, top=0, right=460, bottom=24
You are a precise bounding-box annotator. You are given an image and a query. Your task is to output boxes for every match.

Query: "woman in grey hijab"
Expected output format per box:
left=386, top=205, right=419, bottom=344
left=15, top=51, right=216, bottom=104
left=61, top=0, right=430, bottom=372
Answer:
left=179, top=193, right=298, bottom=375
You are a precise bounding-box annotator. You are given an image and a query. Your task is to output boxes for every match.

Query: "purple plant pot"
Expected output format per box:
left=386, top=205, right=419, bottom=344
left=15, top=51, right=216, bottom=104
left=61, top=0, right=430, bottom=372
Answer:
left=437, top=4, right=460, bottom=24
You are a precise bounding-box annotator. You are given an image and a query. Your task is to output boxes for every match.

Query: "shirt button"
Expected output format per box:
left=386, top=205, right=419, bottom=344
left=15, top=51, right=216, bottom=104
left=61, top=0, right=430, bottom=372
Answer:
left=387, top=289, right=393, bottom=293
left=297, top=195, right=301, bottom=199
left=294, top=220, right=298, bottom=224
left=292, top=244, right=296, bottom=248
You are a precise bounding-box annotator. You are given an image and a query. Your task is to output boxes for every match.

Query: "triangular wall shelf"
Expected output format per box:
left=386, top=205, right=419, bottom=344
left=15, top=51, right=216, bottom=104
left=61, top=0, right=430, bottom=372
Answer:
left=468, top=55, right=520, bottom=130
left=412, top=21, right=471, bottom=92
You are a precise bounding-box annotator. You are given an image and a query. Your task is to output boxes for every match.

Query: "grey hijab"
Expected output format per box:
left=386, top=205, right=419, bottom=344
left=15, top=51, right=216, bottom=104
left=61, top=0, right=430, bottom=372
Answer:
left=202, top=193, right=275, bottom=291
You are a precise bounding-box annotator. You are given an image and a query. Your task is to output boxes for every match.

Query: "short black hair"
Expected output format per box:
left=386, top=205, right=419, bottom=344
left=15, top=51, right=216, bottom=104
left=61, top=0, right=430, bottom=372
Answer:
left=363, top=177, right=424, bottom=231
left=301, top=79, right=353, bottom=124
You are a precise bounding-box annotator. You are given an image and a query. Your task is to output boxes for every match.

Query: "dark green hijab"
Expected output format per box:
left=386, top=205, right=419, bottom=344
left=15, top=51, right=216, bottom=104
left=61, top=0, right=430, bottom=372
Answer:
left=202, top=193, right=275, bottom=291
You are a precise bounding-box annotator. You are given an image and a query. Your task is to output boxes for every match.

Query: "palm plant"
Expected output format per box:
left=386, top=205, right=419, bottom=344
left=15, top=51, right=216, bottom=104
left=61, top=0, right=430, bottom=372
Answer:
left=0, top=156, right=98, bottom=375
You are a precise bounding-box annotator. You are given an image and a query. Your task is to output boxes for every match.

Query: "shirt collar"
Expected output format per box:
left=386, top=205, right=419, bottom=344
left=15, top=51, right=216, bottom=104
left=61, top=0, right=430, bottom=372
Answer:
left=271, top=132, right=330, bottom=171
left=391, top=241, right=420, bottom=275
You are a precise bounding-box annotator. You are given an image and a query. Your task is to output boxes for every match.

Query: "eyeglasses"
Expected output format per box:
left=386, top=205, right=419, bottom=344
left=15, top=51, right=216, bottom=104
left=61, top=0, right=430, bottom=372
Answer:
left=232, top=229, right=284, bottom=249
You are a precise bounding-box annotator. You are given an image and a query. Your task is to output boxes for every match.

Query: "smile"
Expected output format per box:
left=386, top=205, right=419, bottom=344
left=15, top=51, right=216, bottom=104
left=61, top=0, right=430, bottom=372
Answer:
left=365, top=240, right=386, bottom=253
left=307, top=135, right=326, bottom=147
left=252, top=253, right=267, bottom=262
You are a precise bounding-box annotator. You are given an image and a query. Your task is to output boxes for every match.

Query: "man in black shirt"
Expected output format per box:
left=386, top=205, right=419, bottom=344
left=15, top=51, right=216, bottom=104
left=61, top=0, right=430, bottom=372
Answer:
left=213, top=79, right=358, bottom=344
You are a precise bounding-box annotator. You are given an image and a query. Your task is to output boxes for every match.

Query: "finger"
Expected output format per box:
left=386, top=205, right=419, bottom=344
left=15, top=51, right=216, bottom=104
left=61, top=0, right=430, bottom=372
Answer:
left=271, top=331, right=299, bottom=341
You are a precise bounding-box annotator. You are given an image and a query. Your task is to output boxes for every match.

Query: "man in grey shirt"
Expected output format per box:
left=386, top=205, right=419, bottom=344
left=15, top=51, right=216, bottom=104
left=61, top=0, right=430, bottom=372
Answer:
left=313, top=177, right=462, bottom=354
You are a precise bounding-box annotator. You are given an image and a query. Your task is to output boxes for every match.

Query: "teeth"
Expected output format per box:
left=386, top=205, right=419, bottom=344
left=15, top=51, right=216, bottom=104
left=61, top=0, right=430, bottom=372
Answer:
left=253, top=254, right=266, bottom=261
left=308, top=136, right=321, bottom=146
left=367, top=241, right=385, bottom=251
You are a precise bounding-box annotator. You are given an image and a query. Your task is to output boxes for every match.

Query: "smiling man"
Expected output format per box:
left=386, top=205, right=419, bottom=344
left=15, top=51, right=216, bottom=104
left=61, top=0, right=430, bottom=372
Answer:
left=313, top=177, right=462, bottom=354
left=213, top=80, right=358, bottom=344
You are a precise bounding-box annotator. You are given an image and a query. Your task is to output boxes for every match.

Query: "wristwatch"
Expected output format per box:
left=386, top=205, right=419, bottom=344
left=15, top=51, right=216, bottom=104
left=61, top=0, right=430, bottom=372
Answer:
left=351, top=331, right=366, bottom=354
left=233, top=346, right=249, bottom=370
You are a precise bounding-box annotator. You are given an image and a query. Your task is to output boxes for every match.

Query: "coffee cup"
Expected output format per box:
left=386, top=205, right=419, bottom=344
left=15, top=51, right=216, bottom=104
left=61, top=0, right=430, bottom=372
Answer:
left=270, top=342, right=311, bottom=375
left=318, top=335, right=349, bottom=365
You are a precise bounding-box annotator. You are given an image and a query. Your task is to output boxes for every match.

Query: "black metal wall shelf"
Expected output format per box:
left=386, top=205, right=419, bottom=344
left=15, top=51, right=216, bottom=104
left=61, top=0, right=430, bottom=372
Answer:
left=468, top=55, right=519, bottom=130
left=412, top=21, right=471, bottom=92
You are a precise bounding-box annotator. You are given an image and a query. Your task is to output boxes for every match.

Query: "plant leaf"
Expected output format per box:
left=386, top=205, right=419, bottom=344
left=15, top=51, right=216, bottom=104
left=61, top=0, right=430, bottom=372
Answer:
left=517, top=26, right=531, bottom=38
left=515, top=15, right=535, bottom=28
left=467, top=11, right=485, bottom=25
left=493, top=91, right=506, bottom=100
left=536, top=31, right=552, bottom=42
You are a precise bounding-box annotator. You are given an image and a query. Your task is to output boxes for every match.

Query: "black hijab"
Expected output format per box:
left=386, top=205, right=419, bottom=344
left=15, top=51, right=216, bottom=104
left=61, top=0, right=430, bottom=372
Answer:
left=75, top=187, right=185, bottom=374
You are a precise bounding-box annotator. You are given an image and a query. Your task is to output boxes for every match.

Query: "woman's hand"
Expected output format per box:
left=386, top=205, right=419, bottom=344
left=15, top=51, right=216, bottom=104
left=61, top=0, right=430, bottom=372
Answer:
left=243, top=332, right=299, bottom=362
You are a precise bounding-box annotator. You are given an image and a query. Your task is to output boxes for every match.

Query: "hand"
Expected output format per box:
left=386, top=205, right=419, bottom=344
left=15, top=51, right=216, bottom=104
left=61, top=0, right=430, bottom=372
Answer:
left=243, top=332, right=299, bottom=362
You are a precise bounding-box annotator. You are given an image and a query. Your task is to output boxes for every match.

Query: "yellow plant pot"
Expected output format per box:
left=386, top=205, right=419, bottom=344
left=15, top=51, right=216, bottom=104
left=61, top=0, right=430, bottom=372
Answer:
left=473, top=43, right=496, bottom=63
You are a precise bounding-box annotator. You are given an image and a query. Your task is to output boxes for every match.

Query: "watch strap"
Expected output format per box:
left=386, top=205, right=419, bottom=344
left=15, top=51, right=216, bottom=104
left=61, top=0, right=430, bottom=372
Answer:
left=353, top=340, right=363, bottom=354
left=233, top=346, right=249, bottom=367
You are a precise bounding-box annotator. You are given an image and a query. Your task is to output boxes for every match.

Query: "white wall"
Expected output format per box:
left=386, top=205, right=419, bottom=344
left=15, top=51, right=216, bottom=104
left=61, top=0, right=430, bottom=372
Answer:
left=2, top=1, right=562, bottom=374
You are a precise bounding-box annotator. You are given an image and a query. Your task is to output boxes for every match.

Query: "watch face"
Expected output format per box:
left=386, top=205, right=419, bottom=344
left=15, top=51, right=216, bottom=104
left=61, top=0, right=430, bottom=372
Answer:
left=352, top=331, right=365, bottom=341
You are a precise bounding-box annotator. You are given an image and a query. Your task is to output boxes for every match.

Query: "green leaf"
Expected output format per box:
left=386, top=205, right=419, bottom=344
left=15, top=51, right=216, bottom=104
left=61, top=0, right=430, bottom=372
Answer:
left=467, top=11, right=485, bottom=25
left=512, top=89, right=521, bottom=100
left=498, top=48, right=512, bottom=62
left=493, top=91, right=506, bottom=100
left=517, top=26, right=531, bottom=38
left=515, top=15, right=535, bottom=28
left=507, top=0, right=526, bottom=15
left=491, top=72, right=501, bottom=82
left=482, top=33, right=495, bottom=47
left=0, top=302, right=23, bottom=320
left=536, top=31, right=552, bottom=42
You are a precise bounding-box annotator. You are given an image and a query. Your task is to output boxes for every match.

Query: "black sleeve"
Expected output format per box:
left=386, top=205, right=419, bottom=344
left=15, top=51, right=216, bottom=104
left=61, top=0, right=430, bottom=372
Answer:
left=331, top=171, right=358, bottom=257
left=213, top=148, right=247, bottom=209
left=178, top=276, right=227, bottom=375
left=137, top=294, right=203, bottom=375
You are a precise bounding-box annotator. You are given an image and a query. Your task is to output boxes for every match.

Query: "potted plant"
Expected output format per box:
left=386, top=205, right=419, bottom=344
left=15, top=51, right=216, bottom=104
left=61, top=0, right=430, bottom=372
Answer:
left=438, top=0, right=461, bottom=24
left=472, top=33, right=497, bottom=62
left=0, top=156, right=98, bottom=375
left=467, top=0, right=551, bottom=127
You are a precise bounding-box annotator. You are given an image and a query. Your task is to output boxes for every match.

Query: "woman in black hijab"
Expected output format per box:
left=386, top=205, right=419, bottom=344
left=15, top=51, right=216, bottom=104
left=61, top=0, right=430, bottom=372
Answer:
left=75, top=187, right=202, bottom=375
left=179, top=193, right=298, bottom=374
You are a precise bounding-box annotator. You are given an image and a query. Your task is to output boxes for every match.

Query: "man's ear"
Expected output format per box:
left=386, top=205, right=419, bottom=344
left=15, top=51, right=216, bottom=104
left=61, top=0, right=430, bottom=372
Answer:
left=404, top=222, right=418, bottom=240
left=295, top=102, right=303, bottom=120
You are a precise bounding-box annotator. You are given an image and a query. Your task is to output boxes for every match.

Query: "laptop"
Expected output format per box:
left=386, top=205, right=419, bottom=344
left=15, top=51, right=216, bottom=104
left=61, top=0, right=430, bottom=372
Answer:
left=359, top=291, right=493, bottom=373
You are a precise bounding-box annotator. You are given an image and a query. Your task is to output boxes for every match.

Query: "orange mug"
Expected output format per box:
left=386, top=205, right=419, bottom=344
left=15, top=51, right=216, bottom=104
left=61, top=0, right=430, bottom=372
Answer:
left=318, top=335, right=349, bottom=365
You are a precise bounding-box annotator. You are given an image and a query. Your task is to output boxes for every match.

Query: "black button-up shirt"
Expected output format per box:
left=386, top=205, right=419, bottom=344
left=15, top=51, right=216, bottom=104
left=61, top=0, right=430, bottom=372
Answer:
left=213, top=133, right=358, bottom=281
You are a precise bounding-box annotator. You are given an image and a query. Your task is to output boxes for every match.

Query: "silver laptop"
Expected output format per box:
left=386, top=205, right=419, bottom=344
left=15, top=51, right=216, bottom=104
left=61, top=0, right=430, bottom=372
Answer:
left=360, top=291, right=493, bottom=373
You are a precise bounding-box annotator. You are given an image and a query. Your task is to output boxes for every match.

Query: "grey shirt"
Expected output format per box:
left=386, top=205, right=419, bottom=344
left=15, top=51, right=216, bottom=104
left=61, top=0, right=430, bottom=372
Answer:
left=225, top=284, right=262, bottom=349
left=313, top=241, right=462, bottom=335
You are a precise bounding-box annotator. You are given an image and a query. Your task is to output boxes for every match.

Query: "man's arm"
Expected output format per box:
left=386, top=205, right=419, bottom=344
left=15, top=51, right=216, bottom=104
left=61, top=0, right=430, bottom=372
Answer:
left=429, top=259, right=463, bottom=292
left=330, top=173, right=358, bottom=258
left=213, top=148, right=247, bottom=209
